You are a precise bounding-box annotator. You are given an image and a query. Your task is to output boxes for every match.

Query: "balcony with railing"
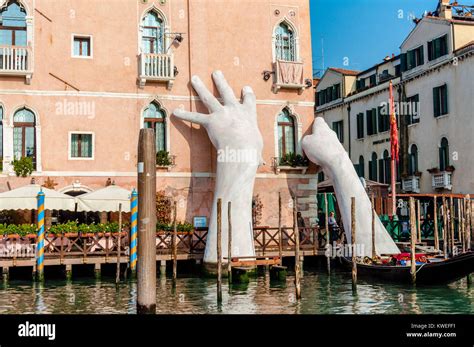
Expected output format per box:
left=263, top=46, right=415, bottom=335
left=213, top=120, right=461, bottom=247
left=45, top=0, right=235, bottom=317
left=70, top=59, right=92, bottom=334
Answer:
left=0, top=45, right=32, bottom=83
left=138, top=52, right=175, bottom=89
left=273, top=59, right=306, bottom=94
left=401, top=176, right=420, bottom=193
left=431, top=171, right=452, bottom=190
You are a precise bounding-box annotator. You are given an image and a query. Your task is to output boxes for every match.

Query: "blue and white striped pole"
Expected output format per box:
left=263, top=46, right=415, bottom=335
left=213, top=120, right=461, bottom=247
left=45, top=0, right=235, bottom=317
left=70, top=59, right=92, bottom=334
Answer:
left=36, top=190, right=45, bottom=281
left=130, top=189, right=138, bottom=275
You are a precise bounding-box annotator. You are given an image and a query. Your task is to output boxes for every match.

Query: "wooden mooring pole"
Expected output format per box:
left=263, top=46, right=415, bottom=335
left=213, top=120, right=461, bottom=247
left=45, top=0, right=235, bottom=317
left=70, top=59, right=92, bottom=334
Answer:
left=115, top=203, right=122, bottom=284
left=433, top=196, right=439, bottom=251
left=442, top=198, right=448, bottom=259
left=278, top=193, right=282, bottom=266
left=293, top=196, right=301, bottom=300
left=137, top=128, right=157, bottom=314
left=371, top=195, right=376, bottom=260
left=450, top=196, right=455, bottom=256
left=217, top=198, right=223, bottom=303
left=417, top=199, right=421, bottom=242
left=351, top=197, right=357, bottom=290
left=324, top=193, right=330, bottom=274
left=466, top=195, right=471, bottom=251
left=459, top=198, right=465, bottom=253
left=227, top=201, right=232, bottom=284
left=409, top=197, right=416, bottom=284
left=172, top=201, right=178, bottom=285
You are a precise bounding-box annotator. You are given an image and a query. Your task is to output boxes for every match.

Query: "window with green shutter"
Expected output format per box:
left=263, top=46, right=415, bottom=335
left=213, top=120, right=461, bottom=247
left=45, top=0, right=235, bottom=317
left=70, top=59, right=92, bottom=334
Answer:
left=369, top=152, right=378, bottom=181
left=357, top=113, right=364, bottom=139
left=439, top=137, right=449, bottom=171
left=366, top=109, right=377, bottom=135
left=428, top=34, right=448, bottom=61
left=332, top=120, right=344, bottom=143
left=407, top=94, right=420, bottom=124
left=433, top=84, right=448, bottom=117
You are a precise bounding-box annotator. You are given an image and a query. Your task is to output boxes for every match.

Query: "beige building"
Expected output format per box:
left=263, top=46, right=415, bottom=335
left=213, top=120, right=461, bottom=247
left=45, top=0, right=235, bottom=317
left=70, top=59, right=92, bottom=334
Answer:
left=316, top=0, right=474, bottom=196
left=0, top=0, right=316, bottom=227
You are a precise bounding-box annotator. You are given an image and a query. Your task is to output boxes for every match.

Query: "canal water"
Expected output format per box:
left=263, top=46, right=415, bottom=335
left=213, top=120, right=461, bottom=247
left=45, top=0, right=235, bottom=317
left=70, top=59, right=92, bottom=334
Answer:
left=0, top=269, right=472, bottom=314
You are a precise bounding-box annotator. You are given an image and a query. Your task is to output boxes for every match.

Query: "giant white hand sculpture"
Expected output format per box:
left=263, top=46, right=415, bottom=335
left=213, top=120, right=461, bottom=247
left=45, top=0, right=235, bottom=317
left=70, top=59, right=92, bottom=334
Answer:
left=302, top=117, right=400, bottom=256
left=173, top=71, right=263, bottom=267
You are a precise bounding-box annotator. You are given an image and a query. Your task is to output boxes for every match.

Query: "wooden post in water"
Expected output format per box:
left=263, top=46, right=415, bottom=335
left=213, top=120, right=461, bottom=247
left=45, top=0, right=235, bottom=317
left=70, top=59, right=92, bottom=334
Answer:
left=450, top=197, right=455, bottom=256
left=172, top=201, right=178, bottom=284
left=227, top=201, right=232, bottom=284
left=137, top=128, right=156, bottom=314
left=409, top=197, right=416, bottom=284
left=216, top=198, right=223, bottom=303
left=466, top=195, right=471, bottom=251
left=324, top=193, right=330, bottom=273
left=351, top=197, right=357, bottom=289
left=433, top=196, right=439, bottom=251
left=115, top=203, right=122, bottom=284
left=371, top=194, right=376, bottom=260
left=416, top=200, right=421, bottom=242
left=278, top=193, right=283, bottom=266
left=459, top=199, right=465, bottom=253
left=442, top=198, right=448, bottom=259
left=293, top=196, right=301, bottom=300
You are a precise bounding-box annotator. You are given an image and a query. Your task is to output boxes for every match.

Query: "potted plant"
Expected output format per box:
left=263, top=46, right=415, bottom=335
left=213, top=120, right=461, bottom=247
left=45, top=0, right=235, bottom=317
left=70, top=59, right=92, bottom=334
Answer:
left=12, top=157, right=34, bottom=177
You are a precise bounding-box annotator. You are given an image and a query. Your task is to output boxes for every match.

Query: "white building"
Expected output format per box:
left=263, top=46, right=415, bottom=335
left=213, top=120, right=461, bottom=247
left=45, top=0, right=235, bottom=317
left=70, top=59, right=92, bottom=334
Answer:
left=315, top=0, right=474, bottom=195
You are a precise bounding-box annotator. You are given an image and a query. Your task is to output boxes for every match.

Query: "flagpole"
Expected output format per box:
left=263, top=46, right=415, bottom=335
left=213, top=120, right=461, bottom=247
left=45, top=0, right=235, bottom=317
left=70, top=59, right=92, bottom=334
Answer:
left=391, top=156, right=396, bottom=217
left=389, top=81, right=398, bottom=217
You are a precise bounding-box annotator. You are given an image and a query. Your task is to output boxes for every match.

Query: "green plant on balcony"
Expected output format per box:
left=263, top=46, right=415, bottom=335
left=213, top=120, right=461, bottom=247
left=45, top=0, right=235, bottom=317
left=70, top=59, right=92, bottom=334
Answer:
left=12, top=157, right=34, bottom=177
left=279, top=153, right=309, bottom=167
left=156, top=221, right=193, bottom=232
left=156, top=150, right=172, bottom=167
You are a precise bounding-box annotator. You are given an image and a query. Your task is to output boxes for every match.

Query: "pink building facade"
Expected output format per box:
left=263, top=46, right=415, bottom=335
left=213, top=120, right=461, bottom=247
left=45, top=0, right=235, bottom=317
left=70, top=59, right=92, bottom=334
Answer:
left=0, top=0, right=317, bottom=227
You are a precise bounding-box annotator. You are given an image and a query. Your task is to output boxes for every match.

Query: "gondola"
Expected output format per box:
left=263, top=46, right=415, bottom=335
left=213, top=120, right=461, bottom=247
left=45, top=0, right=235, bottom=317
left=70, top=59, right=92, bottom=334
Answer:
left=341, top=251, right=474, bottom=284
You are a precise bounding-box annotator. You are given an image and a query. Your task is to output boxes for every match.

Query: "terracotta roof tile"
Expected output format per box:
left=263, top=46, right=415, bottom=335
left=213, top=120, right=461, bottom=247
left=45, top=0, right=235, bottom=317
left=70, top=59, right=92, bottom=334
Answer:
left=329, top=67, right=360, bottom=76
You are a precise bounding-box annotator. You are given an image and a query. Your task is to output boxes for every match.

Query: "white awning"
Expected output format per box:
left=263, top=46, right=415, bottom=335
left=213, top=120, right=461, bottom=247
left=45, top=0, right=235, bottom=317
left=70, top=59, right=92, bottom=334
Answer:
left=0, top=184, right=76, bottom=211
left=76, top=185, right=131, bottom=212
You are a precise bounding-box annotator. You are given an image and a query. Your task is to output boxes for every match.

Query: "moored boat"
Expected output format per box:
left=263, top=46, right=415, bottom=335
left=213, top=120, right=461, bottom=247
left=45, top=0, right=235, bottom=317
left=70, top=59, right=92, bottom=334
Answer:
left=342, top=251, right=474, bottom=284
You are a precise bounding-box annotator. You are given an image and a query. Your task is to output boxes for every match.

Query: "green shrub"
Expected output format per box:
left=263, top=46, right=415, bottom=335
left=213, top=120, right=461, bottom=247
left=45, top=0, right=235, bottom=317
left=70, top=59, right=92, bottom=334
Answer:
left=12, top=157, right=34, bottom=177
left=279, top=153, right=309, bottom=167
left=156, top=150, right=172, bottom=166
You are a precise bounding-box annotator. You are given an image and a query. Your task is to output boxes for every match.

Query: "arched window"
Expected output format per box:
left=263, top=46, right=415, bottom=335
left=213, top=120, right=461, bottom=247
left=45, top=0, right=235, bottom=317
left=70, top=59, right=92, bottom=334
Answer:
left=143, top=102, right=166, bottom=153
left=369, top=152, right=378, bottom=181
left=141, top=11, right=165, bottom=54
left=13, top=107, right=36, bottom=167
left=381, top=150, right=391, bottom=184
left=0, top=1, right=27, bottom=46
left=358, top=155, right=365, bottom=178
left=439, top=137, right=449, bottom=171
left=277, top=109, right=296, bottom=158
left=409, top=144, right=418, bottom=175
left=275, top=22, right=296, bottom=62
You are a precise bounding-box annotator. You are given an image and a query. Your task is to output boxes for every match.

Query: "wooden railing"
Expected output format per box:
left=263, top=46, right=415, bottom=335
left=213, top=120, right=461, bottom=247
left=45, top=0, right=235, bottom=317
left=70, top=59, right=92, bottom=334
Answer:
left=0, top=45, right=30, bottom=73
left=0, top=227, right=326, bottom=260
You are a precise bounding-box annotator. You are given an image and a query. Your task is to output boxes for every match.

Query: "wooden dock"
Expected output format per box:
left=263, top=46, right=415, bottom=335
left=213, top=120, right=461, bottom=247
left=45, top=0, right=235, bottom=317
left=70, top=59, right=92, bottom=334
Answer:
left=0, top=227, right=326, bottom=278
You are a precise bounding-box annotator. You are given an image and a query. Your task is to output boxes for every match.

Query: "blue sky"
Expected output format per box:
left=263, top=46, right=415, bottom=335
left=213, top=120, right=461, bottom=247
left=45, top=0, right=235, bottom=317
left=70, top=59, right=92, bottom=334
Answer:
left=310, top=0, right=441, bottom=76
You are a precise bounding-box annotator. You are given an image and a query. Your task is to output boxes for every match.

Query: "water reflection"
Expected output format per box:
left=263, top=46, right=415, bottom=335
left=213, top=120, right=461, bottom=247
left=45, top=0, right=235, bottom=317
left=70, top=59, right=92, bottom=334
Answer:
left=0, top=270, right=472, bottom=314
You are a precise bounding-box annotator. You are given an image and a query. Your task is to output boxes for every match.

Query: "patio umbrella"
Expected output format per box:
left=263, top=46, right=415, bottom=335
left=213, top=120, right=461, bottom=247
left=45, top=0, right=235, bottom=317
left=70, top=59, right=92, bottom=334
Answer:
left=76, top=185, right=131, bottom=212
left=0, top=184, right=76, bottom=211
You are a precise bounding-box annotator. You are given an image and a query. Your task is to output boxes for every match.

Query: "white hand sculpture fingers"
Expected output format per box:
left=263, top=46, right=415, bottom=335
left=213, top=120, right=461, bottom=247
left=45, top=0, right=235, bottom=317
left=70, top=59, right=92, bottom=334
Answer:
left=212, top=70, right=238, bottom=106
left=173, top=108, right=210, bottom=127
left=242, top=86, right=257, bottom=113
left=191, top=75, right=223, bottom=113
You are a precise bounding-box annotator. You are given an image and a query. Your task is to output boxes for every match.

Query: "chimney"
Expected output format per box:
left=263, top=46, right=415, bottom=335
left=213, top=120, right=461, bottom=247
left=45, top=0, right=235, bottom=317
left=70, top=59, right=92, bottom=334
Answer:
left=439, top=0, right=452, bottom=19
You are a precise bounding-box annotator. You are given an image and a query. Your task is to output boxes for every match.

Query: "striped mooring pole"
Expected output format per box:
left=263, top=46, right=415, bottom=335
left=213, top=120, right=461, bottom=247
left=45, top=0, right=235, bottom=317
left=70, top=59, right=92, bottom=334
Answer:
left=129, top=189, right=138, bottom=275
left=36, top=190, right=45, bottom=281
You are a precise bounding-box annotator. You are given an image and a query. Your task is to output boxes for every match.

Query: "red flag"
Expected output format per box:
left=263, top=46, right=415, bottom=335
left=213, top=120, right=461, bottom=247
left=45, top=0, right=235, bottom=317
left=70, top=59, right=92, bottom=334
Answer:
left=389, top=81, right=399, bottom=162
